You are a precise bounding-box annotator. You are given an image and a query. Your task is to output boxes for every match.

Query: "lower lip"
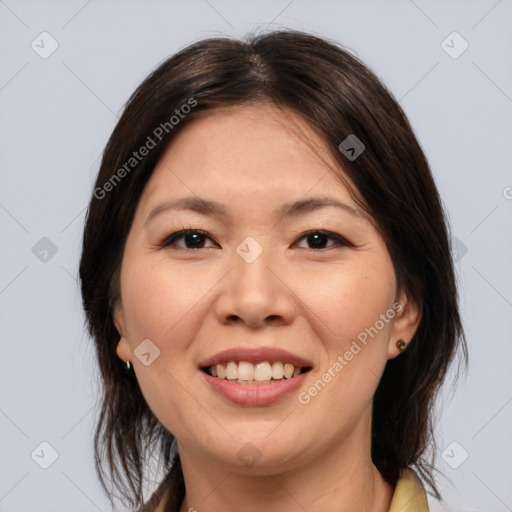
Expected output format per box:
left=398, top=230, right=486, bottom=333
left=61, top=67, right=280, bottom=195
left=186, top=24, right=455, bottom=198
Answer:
left=201, top=370, right=310, bottom=406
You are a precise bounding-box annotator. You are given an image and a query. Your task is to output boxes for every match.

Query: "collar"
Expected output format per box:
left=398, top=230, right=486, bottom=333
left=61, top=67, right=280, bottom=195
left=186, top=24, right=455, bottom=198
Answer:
left=388, top=468, right=430, bottom=512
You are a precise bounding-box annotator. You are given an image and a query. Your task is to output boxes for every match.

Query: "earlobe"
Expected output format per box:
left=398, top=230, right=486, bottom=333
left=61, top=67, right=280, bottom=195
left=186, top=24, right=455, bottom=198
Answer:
left=113, top=304, right=132, bottom=362
left=116, top=336, right=132, bottom=362
left=387, top=292, right=421, bottom=359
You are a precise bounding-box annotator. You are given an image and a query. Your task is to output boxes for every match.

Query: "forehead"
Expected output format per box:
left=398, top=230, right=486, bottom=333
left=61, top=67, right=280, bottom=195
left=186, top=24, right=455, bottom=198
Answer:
left=139, top=104, right=362, bottom=216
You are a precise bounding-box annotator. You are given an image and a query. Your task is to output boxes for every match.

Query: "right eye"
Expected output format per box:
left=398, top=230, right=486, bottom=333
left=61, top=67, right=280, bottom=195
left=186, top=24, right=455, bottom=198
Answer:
left=160, top=229, right=218, bottom=250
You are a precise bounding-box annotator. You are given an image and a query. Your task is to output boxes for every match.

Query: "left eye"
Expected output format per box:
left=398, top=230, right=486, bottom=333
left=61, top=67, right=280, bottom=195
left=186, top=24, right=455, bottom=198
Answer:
left=295, top=230, right=351, bottom=250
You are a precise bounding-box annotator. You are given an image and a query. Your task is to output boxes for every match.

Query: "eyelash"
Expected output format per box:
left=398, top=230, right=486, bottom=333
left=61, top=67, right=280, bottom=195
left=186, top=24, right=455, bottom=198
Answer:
left=159, top=225, right=353, bottom=251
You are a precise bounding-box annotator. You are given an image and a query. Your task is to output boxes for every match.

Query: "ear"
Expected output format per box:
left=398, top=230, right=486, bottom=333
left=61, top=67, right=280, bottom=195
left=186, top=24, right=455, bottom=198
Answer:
left=387, top=289, right=421, bottom=359
left=113, top=302, right=132, bottom=363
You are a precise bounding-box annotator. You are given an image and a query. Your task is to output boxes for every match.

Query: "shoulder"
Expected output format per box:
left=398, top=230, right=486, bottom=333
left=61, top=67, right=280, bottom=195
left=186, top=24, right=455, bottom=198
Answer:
left=388, top=468, right=430, bottom=512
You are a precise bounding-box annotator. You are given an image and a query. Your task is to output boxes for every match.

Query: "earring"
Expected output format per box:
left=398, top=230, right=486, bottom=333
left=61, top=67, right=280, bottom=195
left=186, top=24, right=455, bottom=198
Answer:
left=396, top=339, right=407, bottom=352
left=123, top=361, right=132, bottom=373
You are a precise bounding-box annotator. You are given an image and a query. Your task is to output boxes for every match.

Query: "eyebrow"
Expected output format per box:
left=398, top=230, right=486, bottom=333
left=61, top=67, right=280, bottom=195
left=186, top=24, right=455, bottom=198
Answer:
left=145, top=195, right=364, bottom=225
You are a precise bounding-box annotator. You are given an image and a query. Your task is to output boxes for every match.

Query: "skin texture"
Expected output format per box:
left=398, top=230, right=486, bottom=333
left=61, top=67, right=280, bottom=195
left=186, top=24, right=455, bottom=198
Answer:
left=114, top=105, right=421, bottom=512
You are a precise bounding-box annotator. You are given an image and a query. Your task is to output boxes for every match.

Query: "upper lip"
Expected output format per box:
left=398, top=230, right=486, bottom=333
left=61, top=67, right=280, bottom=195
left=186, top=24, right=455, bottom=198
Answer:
left=199, top=347, right=314, bottom=369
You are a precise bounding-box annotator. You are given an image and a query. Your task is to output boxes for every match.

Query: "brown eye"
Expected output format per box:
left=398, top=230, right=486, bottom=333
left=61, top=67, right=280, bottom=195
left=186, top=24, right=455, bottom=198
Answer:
left=161, top=229, right=217, bottom=250
left=296, top=230, right=352, bottom=250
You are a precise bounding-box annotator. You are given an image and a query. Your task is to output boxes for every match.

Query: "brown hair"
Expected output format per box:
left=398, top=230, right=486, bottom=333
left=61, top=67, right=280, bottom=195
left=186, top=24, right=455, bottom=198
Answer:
left=79, top=29, right=467, bottom=510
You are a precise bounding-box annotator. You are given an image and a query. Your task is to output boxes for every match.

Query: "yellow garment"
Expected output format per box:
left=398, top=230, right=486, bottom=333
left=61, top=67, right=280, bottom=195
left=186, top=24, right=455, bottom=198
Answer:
left=389, top=468, right=430, bottom=512
left=153, top=467, right=429, bottom=511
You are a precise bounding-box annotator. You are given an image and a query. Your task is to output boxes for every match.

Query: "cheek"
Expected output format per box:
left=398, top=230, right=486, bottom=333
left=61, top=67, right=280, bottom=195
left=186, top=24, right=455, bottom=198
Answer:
left=297, top=258, right=397, bottom=348
left=119, top=256, right=215, bottom=438
left=293, top=259, right=396, bottom=414
left=121, top=256, right=213, bottom=343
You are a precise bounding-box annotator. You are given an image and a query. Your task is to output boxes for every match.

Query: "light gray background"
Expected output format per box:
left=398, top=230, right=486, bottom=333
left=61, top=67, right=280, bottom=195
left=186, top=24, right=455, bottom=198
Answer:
left=1, top=1, right=511, bottom=511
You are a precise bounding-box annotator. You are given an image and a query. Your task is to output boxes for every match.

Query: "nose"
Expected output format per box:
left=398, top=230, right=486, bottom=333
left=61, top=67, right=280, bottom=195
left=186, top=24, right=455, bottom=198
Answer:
left=213, top=247, right=296, bottom=329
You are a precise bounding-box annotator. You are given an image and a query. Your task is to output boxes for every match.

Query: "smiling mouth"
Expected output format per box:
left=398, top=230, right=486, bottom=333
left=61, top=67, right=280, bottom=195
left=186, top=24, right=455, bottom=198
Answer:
left=201, top=361, right=313, bottom=385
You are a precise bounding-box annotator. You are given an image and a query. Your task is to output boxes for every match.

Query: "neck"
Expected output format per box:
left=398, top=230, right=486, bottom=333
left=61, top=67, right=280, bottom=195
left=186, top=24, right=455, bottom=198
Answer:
left=176, top=418, right=393, bottom=512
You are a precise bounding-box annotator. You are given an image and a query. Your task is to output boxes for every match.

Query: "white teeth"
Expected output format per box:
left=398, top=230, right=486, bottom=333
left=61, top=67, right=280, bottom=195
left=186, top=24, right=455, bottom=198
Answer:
left=208, top=360, right=307, bottom=384
left=225, top=361, right=238, bottom=381
left=254, top=362, right=272, bottom=382
left=271, top=361, right=284, bottom=379
left=283, top=363, right=294, bottom=379
left=238, top=361, right=254, bottom=380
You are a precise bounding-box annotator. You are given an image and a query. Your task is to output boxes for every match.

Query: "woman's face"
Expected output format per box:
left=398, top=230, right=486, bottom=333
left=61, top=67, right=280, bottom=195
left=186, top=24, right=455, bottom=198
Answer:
left=115, top=104, right=419, bottom=474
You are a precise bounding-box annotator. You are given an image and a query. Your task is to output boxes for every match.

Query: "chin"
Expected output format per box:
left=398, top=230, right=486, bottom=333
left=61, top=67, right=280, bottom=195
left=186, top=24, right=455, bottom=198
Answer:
left=215, top=432, right=307, bottom=474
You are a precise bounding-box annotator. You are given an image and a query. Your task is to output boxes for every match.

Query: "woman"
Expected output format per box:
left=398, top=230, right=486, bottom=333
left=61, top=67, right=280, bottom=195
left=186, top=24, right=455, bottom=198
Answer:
left=79, top=30, right=467, bottom=512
